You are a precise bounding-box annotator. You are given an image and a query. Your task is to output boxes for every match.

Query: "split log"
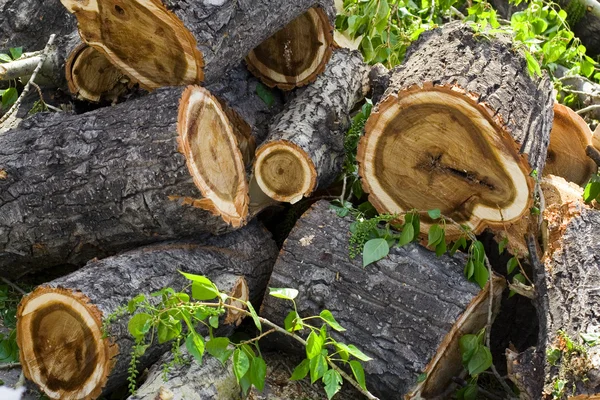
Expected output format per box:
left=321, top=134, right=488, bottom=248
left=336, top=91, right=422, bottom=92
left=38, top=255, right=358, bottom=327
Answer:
left=65, top=44, right=130, bottom=103
left=253, top=49, right=369, bottom=203
left=358, top=22, right=554, bottom=240
left=544, top=103, right=596, bottom=186
left=0, top=66, right=282, bottom=278
left=507, top=175, right=600, bottom=398
left=16, top=221, right=279, bottom=400
left=245, top=7, right=333, bottom=90
left=260, top=200, right=505, bottom=399
left=60, top=0, right=336, bottom=90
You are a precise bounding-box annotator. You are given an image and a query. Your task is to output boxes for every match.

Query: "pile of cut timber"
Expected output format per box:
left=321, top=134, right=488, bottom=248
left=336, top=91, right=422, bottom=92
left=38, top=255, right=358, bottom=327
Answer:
left=1, top=1, right=599, bottom=398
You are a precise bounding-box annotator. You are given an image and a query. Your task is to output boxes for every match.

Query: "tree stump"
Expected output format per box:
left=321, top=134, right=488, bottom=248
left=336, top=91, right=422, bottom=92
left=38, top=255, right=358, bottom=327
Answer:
left=544, top=103, right=596, bottom=186
left=358, top=22, right=554, bottom=240
left=16, top=221, right=279, bottom=400
left=253, top=49, right=368, bottom=203
left=59, top=0, right=336, bottom=89
left=245, top=7, right=334, bottom=90
left=260, top=200, right=505, bottom=399
left=0, top=66, right=281, bottom=278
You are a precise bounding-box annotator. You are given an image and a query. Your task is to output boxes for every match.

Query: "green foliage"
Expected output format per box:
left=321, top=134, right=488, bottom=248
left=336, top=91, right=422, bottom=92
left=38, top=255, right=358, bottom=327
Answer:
left=109, top=274, right=372, bottom=398
left=0, top=47, right=24, bottom=110
left=255, top=82, right=275, bottom=107
left=584, top=174, right=600, bottom=204
left=0, top=284, right=26, bottom=364
left=456, top=329, right=494, bottom=398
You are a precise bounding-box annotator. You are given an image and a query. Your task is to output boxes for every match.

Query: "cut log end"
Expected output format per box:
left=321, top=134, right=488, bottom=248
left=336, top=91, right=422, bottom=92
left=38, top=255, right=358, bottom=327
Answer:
left=16, top=287, right=117, bottom=400
left=253, top=141, right=317, bottom=204
left=358, top=84, right=534, bottom=239
left=65, top=44, right=129, bottom=103
left=245, top=7, right=333, bottom=90
left=60, top=0, right=204, bottom=90
left=178, top=86, right=250, bottom=227
left=544, top=103, right=596, bottom=186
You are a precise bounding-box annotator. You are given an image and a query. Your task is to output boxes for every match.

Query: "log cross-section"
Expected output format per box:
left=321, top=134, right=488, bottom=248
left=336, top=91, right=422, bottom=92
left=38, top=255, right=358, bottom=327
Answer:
left=357, top=22, right=554, bottom=239
left=245, top=7, right=333, bottom=90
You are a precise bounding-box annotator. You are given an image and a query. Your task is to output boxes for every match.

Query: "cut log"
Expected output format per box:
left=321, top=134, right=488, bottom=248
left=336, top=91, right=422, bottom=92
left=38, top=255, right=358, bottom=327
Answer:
left=65, top=44, right=130, bottom=103
left=544, top=103, right=596, bottom=186
left=245, top=7, right=333, bottom=90
left=253, top=49, right=368, bottom=203
left=59, top=0, right=336, bottom=90
left=358, top=22, right=554, bottom=240
left=260, top=200, right=505, bottom=399
left=507, top=175, right=600, bottom=398
left=0, top=66, right=282, bottom=278
left=16, top=221, right=279, bottom=400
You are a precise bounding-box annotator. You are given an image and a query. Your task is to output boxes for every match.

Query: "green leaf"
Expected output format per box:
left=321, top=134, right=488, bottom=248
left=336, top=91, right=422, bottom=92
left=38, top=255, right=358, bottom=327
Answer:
left=157, top=319, right=182, bottom=344
left=206, top=337, right=233, bottom=366
left=246, top=301, right=261, bottom=332
left=209, top=315, right=219, bottom=329
left=2, top=88, right=18, bottom=109
left=473, top=261, right=489, bottom=288
left=524, top=51, right=542, bottom=77
left=336, top=343, right=372, bottom=361
left=464, top=259, right=475, bottom=279
left=306, top=331, right=324, bottom=359
left=581, top=332, right=600, bottom=346
left=459, top=334, right=479, bottom=365
left=191, top=281, right=219, bottom=301
left=435, top=237, right=447, bottom=257
left=349, top=360, right=367, bottom=390
left=584, top=180, right=600, bottom=203
left=507, top=257, right=519, bottom=275
left=256, top=82, right=274, bottom=107
left=398, top=223, right=414, bottom=246
left=127, top=313, right=153, bottom=340
left=250, top=356, right=267, bottom=391
left=284, top=310, right=302, bottom=332
left=290, top=358, right=310, bottom=380
left=269, top=288, right=299, bottom=300
left=468, top=345, right=493, bottom=376
left=362, top=238, right=389, bottom=267
left=428, top=224, right=443, bottom=247
left=427, top=209, right=441, bottom=219
left=498, top=237, right=508, bottom=254
left=456, top=383, right=478, bottom=400
left=233, top=348, right=250, bottom=381
left=185, top=333, right=205, bottom=363
left=547, top=348, right=562, bottom=366
left=450, top=237, right=467, bottom=256
left=323, top=369, right=343, bottom=399
left=320, top=310, right=346, bottom=332
left=309, top=354, right=328, bottom=383
left=417, top=372, right=427, bottom=383
left=128, top=294, right=146, bottom=313
left=0, top=54, right=11, bottom=63
left=9, top=47, right=22, bottom=60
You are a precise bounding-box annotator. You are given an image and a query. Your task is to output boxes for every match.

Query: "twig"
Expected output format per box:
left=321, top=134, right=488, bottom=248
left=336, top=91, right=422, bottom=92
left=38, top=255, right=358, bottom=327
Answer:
left=450, top=6, right=466, bottom=19
left=0, top=34, right=56, bottom=126
left=0, top=362, right=20, bottom=370
left=340, top=175, right=347, bottom=204
left=451, top=377, right=503, bottom=400
left=0, top=50, right=45, bottom=81
left=238, top=328, right=276, bottom=346
left=586, top=145, right=600, bottom=168
left=576, top=104, right=600, bottom=115
left=1, top=277, right=26, bottom=296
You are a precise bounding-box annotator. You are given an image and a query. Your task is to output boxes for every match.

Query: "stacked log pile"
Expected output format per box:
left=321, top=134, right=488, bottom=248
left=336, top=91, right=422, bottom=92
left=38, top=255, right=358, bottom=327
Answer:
left=1, top=0, right=599, bottom=398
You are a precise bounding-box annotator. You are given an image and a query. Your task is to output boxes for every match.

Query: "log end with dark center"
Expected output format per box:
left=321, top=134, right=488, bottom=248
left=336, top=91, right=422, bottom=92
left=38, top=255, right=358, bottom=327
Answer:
left=61, top=0, right=204, bottom=90
left=253, top=141, right=317, bottom=204
left=544, top=103, right=596, bottom=186
left=178, top=86, right=250, bottom=227
left=17, top=287, right=117, bottom=400
left=245, top=7, right=333, bottom=90
left=66, top=43, right=130, bottom=102
left=358, top=84, right=534, bottom=239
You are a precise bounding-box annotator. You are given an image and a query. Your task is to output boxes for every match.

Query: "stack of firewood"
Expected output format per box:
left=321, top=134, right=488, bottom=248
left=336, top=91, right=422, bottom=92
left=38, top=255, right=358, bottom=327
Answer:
left=1, top=0, right=600, bottom=399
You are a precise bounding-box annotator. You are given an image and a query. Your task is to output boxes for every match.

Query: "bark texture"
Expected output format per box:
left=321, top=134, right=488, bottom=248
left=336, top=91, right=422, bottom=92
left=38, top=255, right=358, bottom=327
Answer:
left=254, top=49, right=368, bottom=202
left=382, top=22, right=554, bottom=174
left=0, top=65, right=281, bottom=278
left=17, top=221, right=279, bottom=400
left=260, top=200, right=503, bottom=399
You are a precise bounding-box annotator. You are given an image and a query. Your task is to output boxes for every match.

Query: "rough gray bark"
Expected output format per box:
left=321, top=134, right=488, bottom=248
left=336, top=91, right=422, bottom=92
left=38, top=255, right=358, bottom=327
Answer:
left=260, top=200, right=490, bottom=399
left=514, top=205, right=600, bottom=398
left=0, top=65, right=281, bottom=279
left=162, top=0, right=336, bottom=83
left=129, top=349, right=361, bottom=400
left=17, top=221, right=279, bottom=398
left=256, top=49, right=368, bottom=196
left=385, top=22, right=554, bottom=174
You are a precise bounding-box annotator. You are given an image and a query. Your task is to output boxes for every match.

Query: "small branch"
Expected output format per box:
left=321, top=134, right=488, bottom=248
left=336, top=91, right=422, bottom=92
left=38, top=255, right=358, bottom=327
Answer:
left=238, top=328, right=276, bottom=346
left=450, top=6, right=466, bottom=19
left=0, top=362, right=20, bottom=370
left=451, top=377, right=503, bottom=400
left=507, top=280, right=535, bottom=299
left=576, top=104, right=600, bottom=115
left=0, top=51, right=45, bottom=81
left=0, top=34, right=56, bottom=126
left=586, top=145, right=600, bottom=168
left=1, top=277, right=26, bottom=296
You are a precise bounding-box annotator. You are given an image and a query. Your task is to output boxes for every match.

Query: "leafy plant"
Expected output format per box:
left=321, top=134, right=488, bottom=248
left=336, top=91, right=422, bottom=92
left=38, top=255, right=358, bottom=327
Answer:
left=455, top=329, right=493, bottom=399
left=584, top=173, right=600, bottom=204
left=114, top=274, right=374, bottom=398
left=0, top=47, right=23, bottom=110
